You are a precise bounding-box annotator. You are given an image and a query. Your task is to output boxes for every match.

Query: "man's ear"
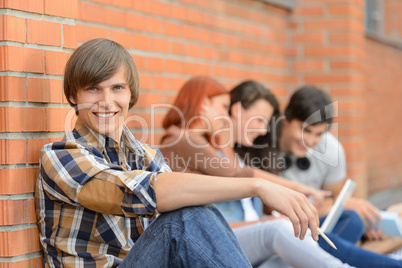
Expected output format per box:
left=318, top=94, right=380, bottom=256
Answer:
left=230, top=102, right=241, bottom=119
left=69, top=96, right=76, bottom=106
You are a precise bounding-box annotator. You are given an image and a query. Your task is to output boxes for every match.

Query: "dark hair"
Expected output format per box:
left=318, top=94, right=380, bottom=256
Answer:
left=64, top=38, right=139, bottom=109
left=284, top=85, right=334, bottom=126
left=230, top=81, right=279, bottom=117
left=230, top=81, right=282, bottom=174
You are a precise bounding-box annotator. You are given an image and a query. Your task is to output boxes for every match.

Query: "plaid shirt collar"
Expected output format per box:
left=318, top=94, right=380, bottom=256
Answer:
left=69, top=118, right=147, bottom=159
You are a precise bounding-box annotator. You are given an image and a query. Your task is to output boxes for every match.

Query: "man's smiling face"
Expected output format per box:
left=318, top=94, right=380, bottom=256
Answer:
left=71, top=65, right=131, bottom=141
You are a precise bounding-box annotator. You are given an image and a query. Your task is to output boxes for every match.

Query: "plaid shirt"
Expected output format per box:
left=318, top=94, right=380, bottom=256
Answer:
left=35, top=119, right=171, bottom=267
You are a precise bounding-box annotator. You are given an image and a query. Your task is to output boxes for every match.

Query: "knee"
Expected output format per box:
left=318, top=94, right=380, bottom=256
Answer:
left=158, top=205, right=228, bottom=228
left=343, top=210, right=365, bottom=236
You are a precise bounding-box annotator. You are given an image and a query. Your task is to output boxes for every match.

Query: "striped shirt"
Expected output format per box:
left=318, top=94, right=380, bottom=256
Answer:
left=35, top=119, right=171, bottom=267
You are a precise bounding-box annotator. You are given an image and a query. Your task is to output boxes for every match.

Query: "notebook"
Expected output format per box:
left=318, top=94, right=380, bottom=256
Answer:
left=320, top=178, right=356, bottom=233
left=378, top=210, right=402, bottom=237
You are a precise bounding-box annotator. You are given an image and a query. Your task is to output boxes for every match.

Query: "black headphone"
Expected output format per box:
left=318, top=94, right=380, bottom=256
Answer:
left=283, top=155, right=310, bottom=171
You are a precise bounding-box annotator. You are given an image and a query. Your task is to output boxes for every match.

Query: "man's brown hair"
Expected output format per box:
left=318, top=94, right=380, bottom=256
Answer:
left=64, top=38, right=139, bottom=109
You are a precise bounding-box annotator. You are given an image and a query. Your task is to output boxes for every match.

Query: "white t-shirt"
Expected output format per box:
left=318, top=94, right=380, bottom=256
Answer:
left=280, top=132, right=346, bottom=190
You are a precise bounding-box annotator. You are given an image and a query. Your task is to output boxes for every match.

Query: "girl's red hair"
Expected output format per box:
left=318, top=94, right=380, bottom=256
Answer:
left=163, top=76, right=228, bottom=129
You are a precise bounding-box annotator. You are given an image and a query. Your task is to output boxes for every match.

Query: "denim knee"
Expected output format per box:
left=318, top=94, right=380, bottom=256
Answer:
left=333, top=210, right=365, bottom=243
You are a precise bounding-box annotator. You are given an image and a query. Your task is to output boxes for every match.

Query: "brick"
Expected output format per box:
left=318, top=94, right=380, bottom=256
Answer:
left=0, top=107, right=45, bottom=132
left=145, top=17, right=164, bottom=35
left=0, top=76, right=26, bottom=102
left=27, top=19, right=62, bottom=46
left=132, top=33, right=152, bottom=51
left=88, top=26, right=111, bottom=40
left=105, top=7, right=126, bottom=27
left=45, top=108, right=73, bottom=132
left=134, top=93, right=164, bottom=109
left=182, top=25, right=197, bottom=41
left=164, top=21, right=181, bottom=37
left=24, top=47, right=45, bottom=73
left=152, top=37, right=170, bottom=54
left=0, top=15, right=25, bottom=43
left=328, top=5, right=363, bottom=19
left=27, top=138, right=59, bottom=163
left=78, top=2, right=105, bottom=24
left=170, top=41, right=187, bottom=56
left=0, top=46, right=44, bottom=73
left=45, top=0, right=78, bottom=19
left=112, top=30, right=133, bottom=48
left=45, top=51, right=70, bottom=75
left=292, top=33, right=324, bottom=43
left=27, top=78, right=63, bottom=103
left=138, top=73, right=152, bottom=90
left=92, top=0, right=111, bottom=4
left=170, top=77, right=187, bottom=92
left=0, top=139, right=26, bottom=165
left=202, top=46, right=218, bottom=60
left=111, top=0, right=131, bottom=9
left=293, top=6, right=324, bottom=16
left=294, top=61, right=324, bottom=71
left=165, top=59, right=182, bottom=74
left=0, top=168, right=38, bottom=195
left=187, top=43, right=202, bottom=58
left=131, top=0, right=153, bottom=12
left=304, top=47, right=359, bottom=57
left=76, top=24, right=88, bottom=44
left=1, top=0, right=44, bottom=14
left=329, top=33, right=365, bottom=45
left=124, top=12, right=146, bottom=31
left=330, top=61, right=365, bottom=71
left=305, top=74, right=364, bottom=84
left=63, top=24, right=77, bottom=49
left=132, top=54, right=146, bottom=71
left=0, top=227, right=41, bottom=257
left=146, top=57, right=164, bottom=72
left=0, top=199, right=36, bottom=226
left=150, top=1, right=172, bottom=17
left=0, top=106, right=45, bottom=132
left=0, top=256, right=44, bottom=268
left=153, top=75, right=172, bottom=91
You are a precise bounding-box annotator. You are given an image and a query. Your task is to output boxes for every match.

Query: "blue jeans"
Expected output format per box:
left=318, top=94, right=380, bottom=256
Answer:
left=120, top=205, right=252, bottom=267
left=320, top=210, right=365, bottom=244
left=319, top=210, right=402, bottom=268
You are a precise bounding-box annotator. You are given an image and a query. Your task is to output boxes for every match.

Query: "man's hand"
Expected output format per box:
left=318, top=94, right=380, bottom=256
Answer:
left=255, top=179, right=320, bottom=241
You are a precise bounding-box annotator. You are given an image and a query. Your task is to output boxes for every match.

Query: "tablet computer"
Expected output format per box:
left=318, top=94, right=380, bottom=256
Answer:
left=320, top=178, right=356, bottom=233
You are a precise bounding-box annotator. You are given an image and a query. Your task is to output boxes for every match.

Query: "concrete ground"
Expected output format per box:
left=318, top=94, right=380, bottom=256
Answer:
left=367, top=185, right=402, bottom=209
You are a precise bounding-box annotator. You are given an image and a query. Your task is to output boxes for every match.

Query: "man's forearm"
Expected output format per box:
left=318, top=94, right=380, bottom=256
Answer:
left=155, top=172, right=258, bottom=212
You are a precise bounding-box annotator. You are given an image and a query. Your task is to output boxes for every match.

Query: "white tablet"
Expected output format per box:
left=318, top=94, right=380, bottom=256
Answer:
left=320, top=178, right=356, bottom=233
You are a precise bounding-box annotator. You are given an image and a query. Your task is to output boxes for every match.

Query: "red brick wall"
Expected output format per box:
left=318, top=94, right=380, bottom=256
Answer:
left=0, top=0, right=401, bottom=266
left=365, top=39, right=402, bottom=193
left=290, top=0, right=369, bottom=196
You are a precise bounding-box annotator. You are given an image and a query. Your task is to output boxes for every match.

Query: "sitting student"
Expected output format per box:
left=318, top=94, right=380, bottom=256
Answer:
left=34, top=38, right=322, bottom=267
left=279, top=86, right=381, bottom=236
left=233, top=82, right=402, bottom=267
left=160, top=76, right=351, bottom=268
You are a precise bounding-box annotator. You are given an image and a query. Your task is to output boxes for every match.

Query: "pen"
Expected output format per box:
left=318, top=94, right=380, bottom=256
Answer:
left=317, top=227, right=337, bottom=250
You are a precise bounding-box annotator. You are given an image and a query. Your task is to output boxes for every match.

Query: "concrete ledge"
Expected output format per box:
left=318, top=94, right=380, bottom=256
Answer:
left=367, top=185, right=402, bottom=209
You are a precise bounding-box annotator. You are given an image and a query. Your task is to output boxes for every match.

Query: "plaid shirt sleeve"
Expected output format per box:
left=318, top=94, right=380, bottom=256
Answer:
left=40, top=140, right=167, bottom=217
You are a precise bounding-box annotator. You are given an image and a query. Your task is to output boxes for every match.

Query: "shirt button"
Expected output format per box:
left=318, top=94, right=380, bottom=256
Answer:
left=119, top=161, right=123, bottom=165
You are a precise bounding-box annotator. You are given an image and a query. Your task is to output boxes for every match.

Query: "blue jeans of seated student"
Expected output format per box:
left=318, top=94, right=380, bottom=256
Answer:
left=320, top=210, right=365, bottom=244
left=120, top=205, right=252, bottom=268
left=319, top=210, right=402, bottom=268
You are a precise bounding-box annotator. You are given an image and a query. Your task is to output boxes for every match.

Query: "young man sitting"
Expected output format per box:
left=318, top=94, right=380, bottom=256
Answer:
left=34, top=38, right=320, bottom=267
